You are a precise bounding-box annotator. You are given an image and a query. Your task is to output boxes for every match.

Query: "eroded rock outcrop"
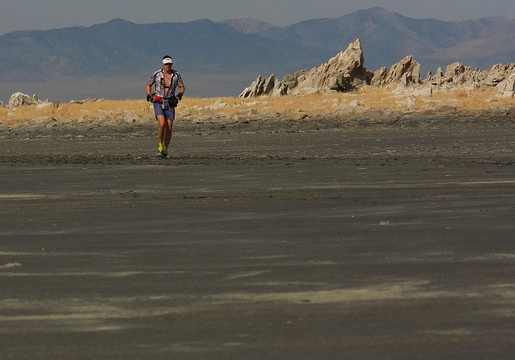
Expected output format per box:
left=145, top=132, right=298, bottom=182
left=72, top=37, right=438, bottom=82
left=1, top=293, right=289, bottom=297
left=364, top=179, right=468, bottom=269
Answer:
left=497, top=72, right=515, bottom=98
left=240, top=38, right=515, bottom=98
left=240, top=39, right=374, bottom=98
left=371, top=55, right=422, bottom=86
left=239, top=74, right=279, bottom=98
left=292, top=39, right=373, bottom=94
left=8, top=92, right=52, bottom=109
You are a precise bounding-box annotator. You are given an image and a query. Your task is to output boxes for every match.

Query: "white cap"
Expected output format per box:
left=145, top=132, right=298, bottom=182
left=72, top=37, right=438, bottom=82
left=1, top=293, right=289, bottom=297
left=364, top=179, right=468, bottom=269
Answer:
left=162, top=57, right=173, bottom=64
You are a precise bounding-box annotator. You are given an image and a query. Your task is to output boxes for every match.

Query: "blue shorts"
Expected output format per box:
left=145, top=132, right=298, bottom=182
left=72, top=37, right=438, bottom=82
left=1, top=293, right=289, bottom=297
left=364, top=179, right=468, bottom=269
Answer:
left=153, top=102, right=175, bottom=120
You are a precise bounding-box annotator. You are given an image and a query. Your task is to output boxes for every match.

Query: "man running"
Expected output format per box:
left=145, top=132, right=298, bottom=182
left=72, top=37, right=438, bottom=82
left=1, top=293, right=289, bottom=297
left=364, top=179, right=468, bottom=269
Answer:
left=146, top=55, right=185, bottom=158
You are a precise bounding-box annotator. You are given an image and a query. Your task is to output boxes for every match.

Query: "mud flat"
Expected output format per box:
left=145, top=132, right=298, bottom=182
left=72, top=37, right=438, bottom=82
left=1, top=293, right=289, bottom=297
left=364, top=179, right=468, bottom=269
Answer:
left=0, top=114, right=514, bottom=359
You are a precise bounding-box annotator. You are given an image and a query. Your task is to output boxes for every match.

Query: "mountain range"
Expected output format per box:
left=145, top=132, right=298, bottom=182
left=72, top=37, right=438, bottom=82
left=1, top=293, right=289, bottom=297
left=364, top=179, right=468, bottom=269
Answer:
left=1, top=6, right=514, bottom=102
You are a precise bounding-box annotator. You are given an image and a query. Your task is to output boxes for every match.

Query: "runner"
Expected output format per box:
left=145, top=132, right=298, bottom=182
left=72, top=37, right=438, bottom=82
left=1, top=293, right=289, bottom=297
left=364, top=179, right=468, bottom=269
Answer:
left=146, top=55, right=185, bottom=158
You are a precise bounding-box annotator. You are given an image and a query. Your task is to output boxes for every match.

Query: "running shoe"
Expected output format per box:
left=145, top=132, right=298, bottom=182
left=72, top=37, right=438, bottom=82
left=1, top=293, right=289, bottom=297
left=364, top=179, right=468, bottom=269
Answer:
left=156, top=143, right=165, bottom=157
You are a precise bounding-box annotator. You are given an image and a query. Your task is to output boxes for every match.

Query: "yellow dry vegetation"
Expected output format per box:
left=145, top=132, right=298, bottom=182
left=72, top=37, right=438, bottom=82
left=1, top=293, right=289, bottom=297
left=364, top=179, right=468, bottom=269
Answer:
left=1, top=87, right=514, bottom=123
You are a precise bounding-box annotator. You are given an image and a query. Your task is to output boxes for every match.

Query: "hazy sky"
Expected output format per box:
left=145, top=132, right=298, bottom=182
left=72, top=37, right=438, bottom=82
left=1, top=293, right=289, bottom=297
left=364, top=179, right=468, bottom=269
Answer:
left=1, top=0, right=514, bottom=35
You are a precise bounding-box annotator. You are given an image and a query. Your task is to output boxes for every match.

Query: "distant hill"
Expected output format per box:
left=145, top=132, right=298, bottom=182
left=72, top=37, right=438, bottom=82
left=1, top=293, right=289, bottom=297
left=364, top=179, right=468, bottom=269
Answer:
left=1, top=7, right=514, bottom=102
left=0, top=18, right=328, bottom=81
left=220, top=18, right=276, bottom=34
left=257, top=7, right=515, bottom=72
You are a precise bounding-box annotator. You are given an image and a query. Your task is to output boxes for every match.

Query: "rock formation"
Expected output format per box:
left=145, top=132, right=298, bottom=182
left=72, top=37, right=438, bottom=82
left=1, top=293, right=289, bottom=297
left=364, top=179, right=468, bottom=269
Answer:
left=240, top=39, right=374, bottom=98
left=240, top=39, right=515, bottom=98
left=239, top=74, right=279, bottom=98
left=292, top=39, right=373, bottom=94
left=497, top=72, right=515, bottom=98
left=8, top=92, right=51, bottom=109
left=371, top=55, right=422, bottom=87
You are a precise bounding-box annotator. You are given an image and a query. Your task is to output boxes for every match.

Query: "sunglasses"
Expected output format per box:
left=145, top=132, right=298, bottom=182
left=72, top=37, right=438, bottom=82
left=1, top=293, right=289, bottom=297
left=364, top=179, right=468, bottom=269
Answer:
left=163, top=63, right=172, bottom=66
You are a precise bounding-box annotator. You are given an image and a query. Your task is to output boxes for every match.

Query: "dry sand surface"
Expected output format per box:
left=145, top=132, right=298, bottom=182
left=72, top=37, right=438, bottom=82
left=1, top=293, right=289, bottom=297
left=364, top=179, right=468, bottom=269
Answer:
left=0, top=89, right=514, bottom=359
